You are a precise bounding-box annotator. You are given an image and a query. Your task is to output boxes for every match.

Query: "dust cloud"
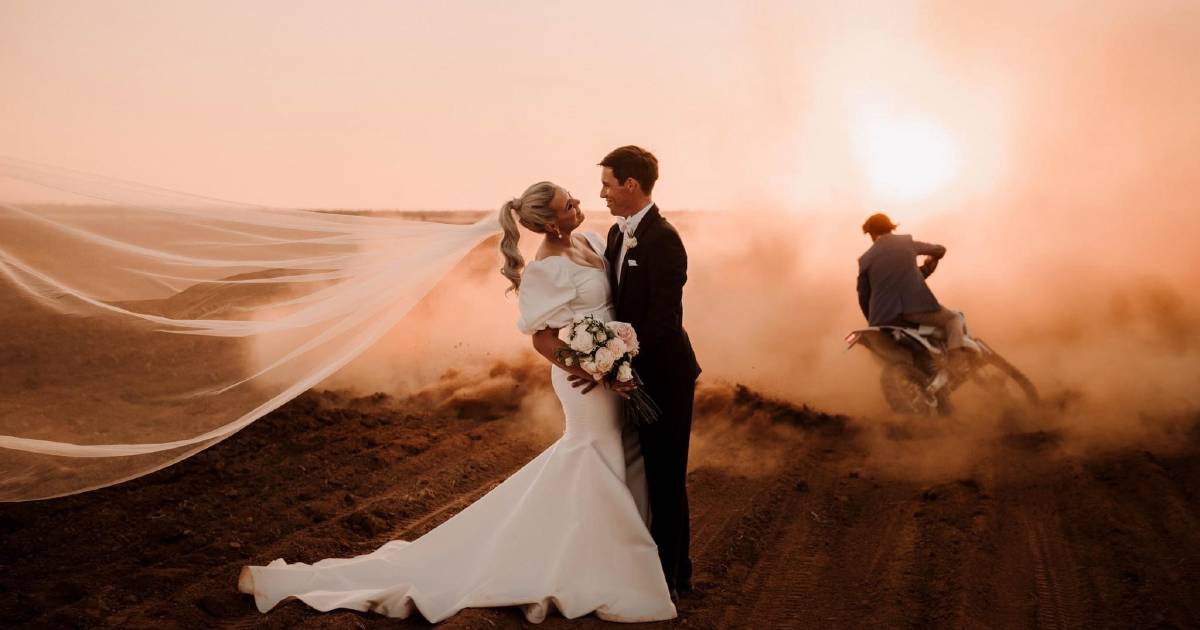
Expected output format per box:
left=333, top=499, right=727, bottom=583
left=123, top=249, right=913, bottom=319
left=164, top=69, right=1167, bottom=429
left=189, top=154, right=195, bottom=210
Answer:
left=320, top=3, right=1199, bottom=479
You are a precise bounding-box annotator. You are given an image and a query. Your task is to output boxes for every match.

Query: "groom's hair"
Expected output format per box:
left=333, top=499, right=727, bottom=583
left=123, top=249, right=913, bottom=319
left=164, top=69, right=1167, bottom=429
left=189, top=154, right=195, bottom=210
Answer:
left=599, top=146, right=658, bottom=194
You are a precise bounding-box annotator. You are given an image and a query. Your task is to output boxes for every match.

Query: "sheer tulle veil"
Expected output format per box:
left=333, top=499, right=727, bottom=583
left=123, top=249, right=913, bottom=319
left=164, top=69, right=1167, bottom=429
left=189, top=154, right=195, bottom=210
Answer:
left=0, top=156, right=501, bottom=501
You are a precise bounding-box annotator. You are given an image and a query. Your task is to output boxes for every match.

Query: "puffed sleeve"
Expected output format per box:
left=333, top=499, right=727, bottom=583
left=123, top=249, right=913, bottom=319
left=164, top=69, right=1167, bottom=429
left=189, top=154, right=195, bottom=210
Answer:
left=516, top=259, right=578, bottom=334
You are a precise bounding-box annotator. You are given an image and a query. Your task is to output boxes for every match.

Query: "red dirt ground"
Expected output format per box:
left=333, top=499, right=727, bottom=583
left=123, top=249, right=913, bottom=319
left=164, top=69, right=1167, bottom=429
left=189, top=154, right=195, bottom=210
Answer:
left=2, top=362, right=1198, bottom=629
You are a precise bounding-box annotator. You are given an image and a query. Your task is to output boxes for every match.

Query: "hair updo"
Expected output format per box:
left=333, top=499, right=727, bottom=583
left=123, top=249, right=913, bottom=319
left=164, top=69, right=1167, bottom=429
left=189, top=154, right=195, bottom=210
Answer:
left=498, top=181, right=558, bottom=293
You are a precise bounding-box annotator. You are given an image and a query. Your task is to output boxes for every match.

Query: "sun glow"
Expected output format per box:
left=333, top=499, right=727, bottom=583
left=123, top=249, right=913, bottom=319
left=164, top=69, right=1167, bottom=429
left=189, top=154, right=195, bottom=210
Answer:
left=854, top=112, right=961, bottom=203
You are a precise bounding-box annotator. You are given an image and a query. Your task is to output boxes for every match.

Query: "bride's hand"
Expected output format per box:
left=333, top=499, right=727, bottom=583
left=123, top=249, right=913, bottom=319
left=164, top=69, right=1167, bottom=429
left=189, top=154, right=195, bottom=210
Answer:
left=567, top=374, right=635, bottom=399
left=568, top=374, right=600, bottom=394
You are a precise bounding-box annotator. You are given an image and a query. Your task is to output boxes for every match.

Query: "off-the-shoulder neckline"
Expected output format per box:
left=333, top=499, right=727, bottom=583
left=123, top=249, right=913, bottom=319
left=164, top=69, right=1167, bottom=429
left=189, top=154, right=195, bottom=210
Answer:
left=530, top=232, right=606, bottom=271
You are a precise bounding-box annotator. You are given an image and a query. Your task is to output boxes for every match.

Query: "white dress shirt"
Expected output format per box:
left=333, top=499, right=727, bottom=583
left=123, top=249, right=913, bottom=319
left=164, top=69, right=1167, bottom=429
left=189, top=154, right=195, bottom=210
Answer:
left=617, top=201, right=654, bottom=285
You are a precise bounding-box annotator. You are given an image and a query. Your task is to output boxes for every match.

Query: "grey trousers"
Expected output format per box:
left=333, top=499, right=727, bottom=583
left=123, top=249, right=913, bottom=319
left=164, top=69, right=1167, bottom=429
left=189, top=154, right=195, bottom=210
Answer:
left=905, top=307, right=966, bottom=350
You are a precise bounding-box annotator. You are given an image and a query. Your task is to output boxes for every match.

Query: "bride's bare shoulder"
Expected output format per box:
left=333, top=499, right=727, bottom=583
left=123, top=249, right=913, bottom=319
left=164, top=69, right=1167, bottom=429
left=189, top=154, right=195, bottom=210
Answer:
left=576, top=231, right=605, bottom=253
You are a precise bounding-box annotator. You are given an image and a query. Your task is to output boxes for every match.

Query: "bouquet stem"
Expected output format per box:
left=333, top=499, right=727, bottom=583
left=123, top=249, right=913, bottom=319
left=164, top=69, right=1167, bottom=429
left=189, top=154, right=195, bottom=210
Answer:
left=622, top=371, right=662, bottom=427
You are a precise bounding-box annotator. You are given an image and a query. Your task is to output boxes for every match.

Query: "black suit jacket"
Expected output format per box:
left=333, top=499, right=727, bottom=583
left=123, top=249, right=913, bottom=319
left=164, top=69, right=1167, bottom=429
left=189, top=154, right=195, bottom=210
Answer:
left=605, top=205, right=701, bottom=385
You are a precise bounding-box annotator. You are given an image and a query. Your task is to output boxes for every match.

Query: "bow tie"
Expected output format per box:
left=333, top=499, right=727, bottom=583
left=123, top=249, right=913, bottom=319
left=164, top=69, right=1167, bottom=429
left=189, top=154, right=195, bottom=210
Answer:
left=616, top=217, right=636, bottom=237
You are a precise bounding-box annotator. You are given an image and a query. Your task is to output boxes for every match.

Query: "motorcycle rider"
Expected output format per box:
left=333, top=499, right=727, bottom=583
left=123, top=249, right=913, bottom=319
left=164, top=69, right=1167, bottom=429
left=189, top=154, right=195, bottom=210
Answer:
left=856, top=213, right=976, bottom=373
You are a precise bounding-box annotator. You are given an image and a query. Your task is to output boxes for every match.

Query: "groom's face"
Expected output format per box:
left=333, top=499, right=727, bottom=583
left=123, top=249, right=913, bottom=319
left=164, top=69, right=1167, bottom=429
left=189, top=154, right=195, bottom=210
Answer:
left=599, top=167, right=636, bottom=217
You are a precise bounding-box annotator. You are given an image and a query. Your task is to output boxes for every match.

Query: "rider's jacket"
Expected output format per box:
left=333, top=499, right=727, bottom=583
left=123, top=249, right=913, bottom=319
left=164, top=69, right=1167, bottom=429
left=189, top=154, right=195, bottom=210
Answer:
left=857, top=233, right=943, bottom=326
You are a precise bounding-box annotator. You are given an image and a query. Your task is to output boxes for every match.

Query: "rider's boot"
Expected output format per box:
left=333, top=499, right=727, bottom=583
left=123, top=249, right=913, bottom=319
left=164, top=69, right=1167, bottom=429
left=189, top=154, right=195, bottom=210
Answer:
left=926, top=370, right=950, bottom=396
left=947, top=347, right=976, bottom=377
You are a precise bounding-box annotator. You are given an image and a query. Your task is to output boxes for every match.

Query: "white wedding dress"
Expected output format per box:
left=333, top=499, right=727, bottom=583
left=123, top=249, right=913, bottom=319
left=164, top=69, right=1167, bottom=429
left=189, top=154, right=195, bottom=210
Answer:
left=238, top=231, right=676, bottom=624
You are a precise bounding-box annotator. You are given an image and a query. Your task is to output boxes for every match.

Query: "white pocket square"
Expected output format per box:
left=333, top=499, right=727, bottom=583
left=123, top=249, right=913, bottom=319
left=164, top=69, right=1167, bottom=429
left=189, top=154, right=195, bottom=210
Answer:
left=626, top=259, right=638, bottom=267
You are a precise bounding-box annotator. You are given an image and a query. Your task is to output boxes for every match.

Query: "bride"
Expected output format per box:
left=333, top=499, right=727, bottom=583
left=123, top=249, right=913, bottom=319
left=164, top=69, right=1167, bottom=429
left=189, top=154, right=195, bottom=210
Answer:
left=237, top=181, right=677, bottom=624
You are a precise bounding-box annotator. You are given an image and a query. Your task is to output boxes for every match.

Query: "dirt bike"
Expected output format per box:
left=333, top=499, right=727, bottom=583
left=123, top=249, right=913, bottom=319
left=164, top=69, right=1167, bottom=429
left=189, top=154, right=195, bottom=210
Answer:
left=845, top=257, right=1038, bottom=415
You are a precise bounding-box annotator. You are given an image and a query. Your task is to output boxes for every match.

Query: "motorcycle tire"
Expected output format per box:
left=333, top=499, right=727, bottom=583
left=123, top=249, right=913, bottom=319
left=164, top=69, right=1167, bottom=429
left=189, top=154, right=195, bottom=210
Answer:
left=881, top=362, right=938, bottom=416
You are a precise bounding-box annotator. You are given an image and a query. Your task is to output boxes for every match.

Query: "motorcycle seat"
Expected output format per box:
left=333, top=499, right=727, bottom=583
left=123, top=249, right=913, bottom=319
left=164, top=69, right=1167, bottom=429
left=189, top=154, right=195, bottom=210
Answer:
left=884, top=321, right=943, bottom=339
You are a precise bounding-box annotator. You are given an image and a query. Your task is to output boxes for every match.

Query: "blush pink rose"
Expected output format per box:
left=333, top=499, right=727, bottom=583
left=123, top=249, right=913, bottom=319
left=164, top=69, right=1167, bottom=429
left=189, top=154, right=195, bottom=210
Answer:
left=607, top=321, right=639, bottom=355
left=605, top=338, right=627, bottom=357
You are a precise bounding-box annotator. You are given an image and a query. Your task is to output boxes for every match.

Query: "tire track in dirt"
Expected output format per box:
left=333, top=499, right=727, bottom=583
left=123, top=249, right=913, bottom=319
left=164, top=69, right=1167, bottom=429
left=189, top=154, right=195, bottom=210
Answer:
left=727, top=494, right=827, bottom=628
left=1052, top=449, right=1200, bottom=628
left=821, top=487, right=921, bottom=629
left=710, top=459, right=836, bottom=629
left=707, top=461, right=925, bottom=629
left=498, top=433, right=831, bottom=630
left=906, top=484, right=981, bottom=628
left=686, top=467, right=760, bottom=558
left=7, top=388, right=1199, bottom=630
left=987, top=443, right=1088, bottom=630
left=1022, top=514, right=1084, bottom=630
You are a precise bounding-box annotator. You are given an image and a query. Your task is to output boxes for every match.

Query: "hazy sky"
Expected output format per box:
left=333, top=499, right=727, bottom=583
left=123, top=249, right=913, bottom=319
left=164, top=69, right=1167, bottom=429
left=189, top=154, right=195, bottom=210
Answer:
left=3, top=1, right=1198, bottom=212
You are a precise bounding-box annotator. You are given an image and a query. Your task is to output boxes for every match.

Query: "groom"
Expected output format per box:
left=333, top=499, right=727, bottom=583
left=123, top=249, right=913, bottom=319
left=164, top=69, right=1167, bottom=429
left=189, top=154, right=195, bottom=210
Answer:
left=586, top=145, right=701, bottom=599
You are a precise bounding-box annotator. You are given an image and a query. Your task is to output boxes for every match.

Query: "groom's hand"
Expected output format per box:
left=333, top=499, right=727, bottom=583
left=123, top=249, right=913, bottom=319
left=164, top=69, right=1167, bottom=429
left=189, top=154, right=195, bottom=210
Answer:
left=568, top=375, right=635, bottom=399
left=607, top=380, right=636, bottom=399
left=568, top=374, right=599, bottom=394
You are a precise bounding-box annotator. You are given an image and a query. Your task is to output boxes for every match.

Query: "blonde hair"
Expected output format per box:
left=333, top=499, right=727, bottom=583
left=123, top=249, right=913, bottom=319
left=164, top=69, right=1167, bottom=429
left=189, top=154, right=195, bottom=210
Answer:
left=498, top=181, right=559, bottom=293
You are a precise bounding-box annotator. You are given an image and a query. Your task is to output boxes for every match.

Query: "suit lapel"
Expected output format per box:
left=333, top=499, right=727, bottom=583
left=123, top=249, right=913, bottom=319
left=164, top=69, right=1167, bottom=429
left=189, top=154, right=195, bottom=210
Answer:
left=633, top=204, right=660, bottom=241
left=615, top=205, right=660, bottom=309
left=606, top=225, right=622, bottom=297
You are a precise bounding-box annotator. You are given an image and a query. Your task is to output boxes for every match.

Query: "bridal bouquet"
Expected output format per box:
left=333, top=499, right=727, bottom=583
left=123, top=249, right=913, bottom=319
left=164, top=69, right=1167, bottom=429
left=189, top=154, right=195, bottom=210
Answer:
left=556, top=315, right=662, bottom=426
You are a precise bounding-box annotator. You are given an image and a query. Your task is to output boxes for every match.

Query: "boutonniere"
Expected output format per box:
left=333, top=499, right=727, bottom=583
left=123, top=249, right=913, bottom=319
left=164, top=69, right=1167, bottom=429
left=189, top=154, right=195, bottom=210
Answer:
left=624, top=235, right=638, bottom=249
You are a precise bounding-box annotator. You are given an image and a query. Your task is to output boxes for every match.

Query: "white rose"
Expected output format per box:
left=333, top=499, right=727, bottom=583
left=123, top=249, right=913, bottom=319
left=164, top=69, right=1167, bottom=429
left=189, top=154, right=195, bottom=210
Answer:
left=581, top=361, right=598, bottom=375
left=569, top=332, right=596, bottom=353
left=557, top=326, right=572, bottom=343
left=605, top=338, right=627, bottom=357
left=616, top=363, right=634, bottom=383
left=564, top=356, right=575, bottom=366
left=593, top=348, right=616, bottom=374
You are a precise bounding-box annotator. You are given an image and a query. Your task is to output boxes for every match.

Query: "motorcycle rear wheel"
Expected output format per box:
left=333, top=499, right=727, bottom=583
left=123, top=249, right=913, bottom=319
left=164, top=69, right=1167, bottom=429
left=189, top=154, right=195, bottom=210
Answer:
left=881, top=363, right=939, bottom=415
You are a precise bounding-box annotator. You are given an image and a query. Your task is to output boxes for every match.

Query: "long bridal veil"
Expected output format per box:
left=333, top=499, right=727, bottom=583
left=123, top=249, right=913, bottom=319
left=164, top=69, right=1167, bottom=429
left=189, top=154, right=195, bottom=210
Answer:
left=0, top=157, right=501, bottom=501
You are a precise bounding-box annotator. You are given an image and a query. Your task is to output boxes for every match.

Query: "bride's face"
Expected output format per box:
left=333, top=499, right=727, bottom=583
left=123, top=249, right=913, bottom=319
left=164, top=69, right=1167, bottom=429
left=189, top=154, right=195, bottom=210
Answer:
left=548, top=187, right=583, bottom=235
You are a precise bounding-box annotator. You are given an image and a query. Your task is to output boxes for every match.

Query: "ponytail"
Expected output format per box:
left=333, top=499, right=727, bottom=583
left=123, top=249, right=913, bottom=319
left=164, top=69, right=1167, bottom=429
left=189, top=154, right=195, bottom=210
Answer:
left=495, top=181, right=558, bottom=294
left=498, top=199, right=524, bottom=293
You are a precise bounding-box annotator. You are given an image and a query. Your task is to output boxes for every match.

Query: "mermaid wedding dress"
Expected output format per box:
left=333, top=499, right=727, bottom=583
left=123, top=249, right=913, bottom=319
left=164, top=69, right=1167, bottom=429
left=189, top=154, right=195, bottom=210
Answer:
left=237, top=232, right=675, bottom=623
